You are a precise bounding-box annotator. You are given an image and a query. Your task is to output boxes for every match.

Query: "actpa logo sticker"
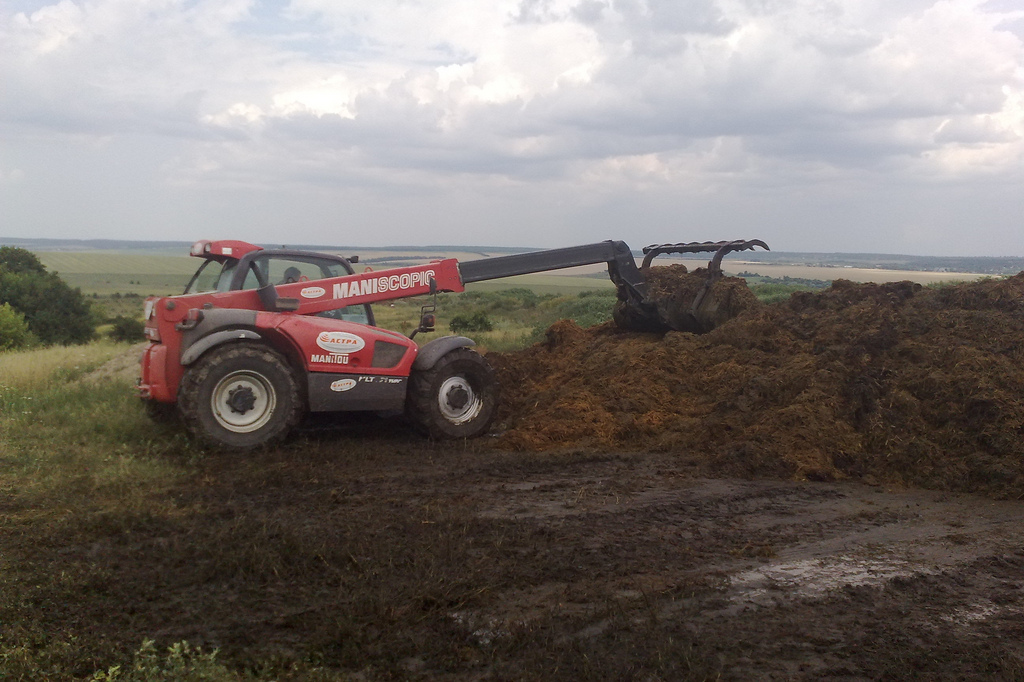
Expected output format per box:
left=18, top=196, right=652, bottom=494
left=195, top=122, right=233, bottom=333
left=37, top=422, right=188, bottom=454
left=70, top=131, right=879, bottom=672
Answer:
left=300, top=286, right=326, bottom=299
left=316, top=331, right=365, bottom=354
left=330, top=378, right=357, bottom=392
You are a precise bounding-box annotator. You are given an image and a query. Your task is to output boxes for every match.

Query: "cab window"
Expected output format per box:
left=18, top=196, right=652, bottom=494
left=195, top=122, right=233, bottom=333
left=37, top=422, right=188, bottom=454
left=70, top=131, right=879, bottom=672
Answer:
left=184, top=260, right=237, bottom=294
left=244, top=255, right=372, bottom=325
left=241, top=263, right=264, bottom=291
left=246, top=256, right=348, bottom=288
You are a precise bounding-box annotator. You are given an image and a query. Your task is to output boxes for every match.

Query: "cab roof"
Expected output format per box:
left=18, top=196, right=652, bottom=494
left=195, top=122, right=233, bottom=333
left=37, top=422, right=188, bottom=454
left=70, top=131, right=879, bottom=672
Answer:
left=189, top=239, right=263, bottom=261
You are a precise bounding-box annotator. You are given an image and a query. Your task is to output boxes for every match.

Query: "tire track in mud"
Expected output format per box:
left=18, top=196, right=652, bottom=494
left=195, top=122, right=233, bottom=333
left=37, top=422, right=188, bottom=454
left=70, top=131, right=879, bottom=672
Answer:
left=444, top=451, right=1024, bottom=678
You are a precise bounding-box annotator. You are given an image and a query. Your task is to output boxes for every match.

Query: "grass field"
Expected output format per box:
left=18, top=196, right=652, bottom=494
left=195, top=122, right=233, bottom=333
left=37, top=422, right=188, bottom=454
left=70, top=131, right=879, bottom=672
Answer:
left=38, top=252, right=198, bottom=296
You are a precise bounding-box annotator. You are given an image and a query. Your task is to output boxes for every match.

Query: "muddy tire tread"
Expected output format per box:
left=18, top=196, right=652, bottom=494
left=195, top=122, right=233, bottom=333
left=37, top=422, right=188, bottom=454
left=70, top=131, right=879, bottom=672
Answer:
left=178, top=342, right=302, bottom=450
left=406, top=347, right=499, bottom=439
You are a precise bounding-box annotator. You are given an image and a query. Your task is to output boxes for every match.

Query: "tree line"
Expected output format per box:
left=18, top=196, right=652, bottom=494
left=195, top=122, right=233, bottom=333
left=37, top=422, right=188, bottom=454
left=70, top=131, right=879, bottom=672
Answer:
left=0, top=246, right=96, bottom=350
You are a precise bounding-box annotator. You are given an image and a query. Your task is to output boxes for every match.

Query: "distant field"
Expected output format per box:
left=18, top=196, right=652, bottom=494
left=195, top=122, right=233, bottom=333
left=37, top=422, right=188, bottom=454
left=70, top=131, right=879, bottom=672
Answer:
left=38, top=252, right=198, bottom=295
left=671, top=258, right=990, bottom=285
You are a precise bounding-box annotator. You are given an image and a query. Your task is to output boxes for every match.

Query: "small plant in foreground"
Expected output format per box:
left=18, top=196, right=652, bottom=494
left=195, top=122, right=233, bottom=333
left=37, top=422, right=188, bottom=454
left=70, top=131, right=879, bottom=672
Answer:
left=90, top=639, right=236, bottom=682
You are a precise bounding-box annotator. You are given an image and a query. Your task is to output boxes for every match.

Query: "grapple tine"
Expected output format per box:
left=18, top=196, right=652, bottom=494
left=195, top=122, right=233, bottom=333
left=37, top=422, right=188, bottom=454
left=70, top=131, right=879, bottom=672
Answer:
left=641, top=239, right=770, bottom=270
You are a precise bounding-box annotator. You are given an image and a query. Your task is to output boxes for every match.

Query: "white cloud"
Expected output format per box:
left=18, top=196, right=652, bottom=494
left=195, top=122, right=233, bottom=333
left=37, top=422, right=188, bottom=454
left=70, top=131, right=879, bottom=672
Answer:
left=0, top=0, right=1021, bottom=254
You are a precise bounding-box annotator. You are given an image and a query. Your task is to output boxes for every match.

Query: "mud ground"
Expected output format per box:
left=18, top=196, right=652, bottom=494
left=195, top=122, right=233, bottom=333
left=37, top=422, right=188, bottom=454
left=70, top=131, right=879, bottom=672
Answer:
left=14, top=426, right=1024, bottom=680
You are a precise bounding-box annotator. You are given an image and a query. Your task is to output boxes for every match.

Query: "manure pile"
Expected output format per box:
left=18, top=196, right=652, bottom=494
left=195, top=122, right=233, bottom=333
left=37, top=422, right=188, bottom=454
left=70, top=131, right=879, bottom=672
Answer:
left=489, top=272, right=1024, bottom=498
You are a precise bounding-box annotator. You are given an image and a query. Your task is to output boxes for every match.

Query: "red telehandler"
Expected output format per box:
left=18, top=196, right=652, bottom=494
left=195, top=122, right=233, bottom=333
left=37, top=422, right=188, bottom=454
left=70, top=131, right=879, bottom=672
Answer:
left=139, top=238, right=767, bottom=448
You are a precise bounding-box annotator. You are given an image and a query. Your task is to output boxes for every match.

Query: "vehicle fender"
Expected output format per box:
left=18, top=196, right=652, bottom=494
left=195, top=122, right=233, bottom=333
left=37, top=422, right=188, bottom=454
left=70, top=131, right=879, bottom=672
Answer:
left=181, top=329, right=263, bottom=366
left=413, top=336, right=476, bottom=371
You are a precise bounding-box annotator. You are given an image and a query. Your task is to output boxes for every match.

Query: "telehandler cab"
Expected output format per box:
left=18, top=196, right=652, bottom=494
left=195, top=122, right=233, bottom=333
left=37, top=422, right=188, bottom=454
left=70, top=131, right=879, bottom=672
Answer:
left=139, top=238, right=767, bottom=448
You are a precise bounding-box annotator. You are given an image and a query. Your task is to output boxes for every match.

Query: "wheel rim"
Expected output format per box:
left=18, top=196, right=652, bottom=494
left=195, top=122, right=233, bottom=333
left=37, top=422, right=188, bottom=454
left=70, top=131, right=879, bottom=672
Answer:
left=437, top=375, right=482, bottom=425
left=210, top=370, right=277, bottom=433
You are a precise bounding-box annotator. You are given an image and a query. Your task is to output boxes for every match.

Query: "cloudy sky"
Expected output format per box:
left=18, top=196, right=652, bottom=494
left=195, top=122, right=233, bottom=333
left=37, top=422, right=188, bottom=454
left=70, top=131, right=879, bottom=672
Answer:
left=1, top=0, right=1022, bottom=256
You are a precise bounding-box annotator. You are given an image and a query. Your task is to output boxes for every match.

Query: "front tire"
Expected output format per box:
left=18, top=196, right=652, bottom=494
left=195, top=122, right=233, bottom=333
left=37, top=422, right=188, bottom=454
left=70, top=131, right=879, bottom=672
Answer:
left=178, top=342, right=302, bottom=449
left=405, top=348, right=499, bottom=439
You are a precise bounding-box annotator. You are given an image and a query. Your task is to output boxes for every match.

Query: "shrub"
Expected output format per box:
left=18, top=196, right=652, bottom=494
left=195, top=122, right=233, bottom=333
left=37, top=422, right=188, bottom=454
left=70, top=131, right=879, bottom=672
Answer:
left=450, top=312, right=494, bottom=333
left=0, top=246, right=47, bottom=275
left=0, top=302, right=35, bottom=351
left=548, top=291, right=615, bottom=328
left=487, top=288, right=546, bottom=312
left=0, top=247, right=94, bottom=345
left=109, top=315, right=144, bottom=343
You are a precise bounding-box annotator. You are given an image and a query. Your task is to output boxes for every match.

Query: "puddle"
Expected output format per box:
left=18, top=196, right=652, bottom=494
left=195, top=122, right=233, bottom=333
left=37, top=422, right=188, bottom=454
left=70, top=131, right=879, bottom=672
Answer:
left=943, top=601, right=1024, bottom=626
left=730, top=554, right=931, bottom=606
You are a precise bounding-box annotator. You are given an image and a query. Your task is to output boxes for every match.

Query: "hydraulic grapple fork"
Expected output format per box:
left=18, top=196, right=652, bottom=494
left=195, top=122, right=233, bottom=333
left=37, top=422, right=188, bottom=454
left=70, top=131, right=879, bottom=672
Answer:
left=640, top=239, right=771, bottom=270
left=642, top=240, right=769, bottom=326
left=459, top=238, right=770, bottom=333
left=611, top=239, right=770, bottom=333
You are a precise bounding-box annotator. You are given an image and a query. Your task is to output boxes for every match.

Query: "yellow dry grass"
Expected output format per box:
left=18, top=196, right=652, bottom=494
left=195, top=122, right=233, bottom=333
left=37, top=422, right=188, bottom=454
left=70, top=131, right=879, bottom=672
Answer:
left=0, top=341, right=128, bottom=392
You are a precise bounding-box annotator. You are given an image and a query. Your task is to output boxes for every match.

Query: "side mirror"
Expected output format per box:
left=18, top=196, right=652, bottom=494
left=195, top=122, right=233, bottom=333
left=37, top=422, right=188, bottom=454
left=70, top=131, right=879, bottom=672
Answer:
left=257, top=284, right=300, bottom=312
left=409, top=278, right=438, bottom=339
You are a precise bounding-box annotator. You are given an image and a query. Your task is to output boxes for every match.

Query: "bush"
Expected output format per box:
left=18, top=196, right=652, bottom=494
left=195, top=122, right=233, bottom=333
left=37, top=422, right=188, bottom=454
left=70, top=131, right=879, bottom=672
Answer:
left=0, top=247, right=94, bottom=345
left=0, top=246, right=47, bottom=275
left=450, top=312, right=494, bottom=333
left=487, top=288, right=546, bottom=312
left=0, top=302, right=35, bottom=351
left=109, top=315, right=144, bottom=343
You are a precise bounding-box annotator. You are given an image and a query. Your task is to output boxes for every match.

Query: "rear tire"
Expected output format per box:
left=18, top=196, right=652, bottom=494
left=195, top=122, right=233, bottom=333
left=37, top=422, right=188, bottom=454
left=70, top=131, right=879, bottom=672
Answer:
left=178, top=342, right=302, bottom=449
left=405, top=348, right=499, bottom=439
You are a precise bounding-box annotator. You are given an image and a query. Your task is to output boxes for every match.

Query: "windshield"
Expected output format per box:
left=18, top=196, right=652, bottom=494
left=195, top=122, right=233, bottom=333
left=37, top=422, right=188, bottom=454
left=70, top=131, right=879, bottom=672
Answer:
left=183, top=260, right=238, bottom=294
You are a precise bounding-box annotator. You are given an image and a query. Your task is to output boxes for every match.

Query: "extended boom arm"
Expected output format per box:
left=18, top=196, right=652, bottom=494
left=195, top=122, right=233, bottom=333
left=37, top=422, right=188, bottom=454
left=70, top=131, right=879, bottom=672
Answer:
left=256, top=240, right=652, bottom=316
left=457, top=240, right=648, bottom=302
